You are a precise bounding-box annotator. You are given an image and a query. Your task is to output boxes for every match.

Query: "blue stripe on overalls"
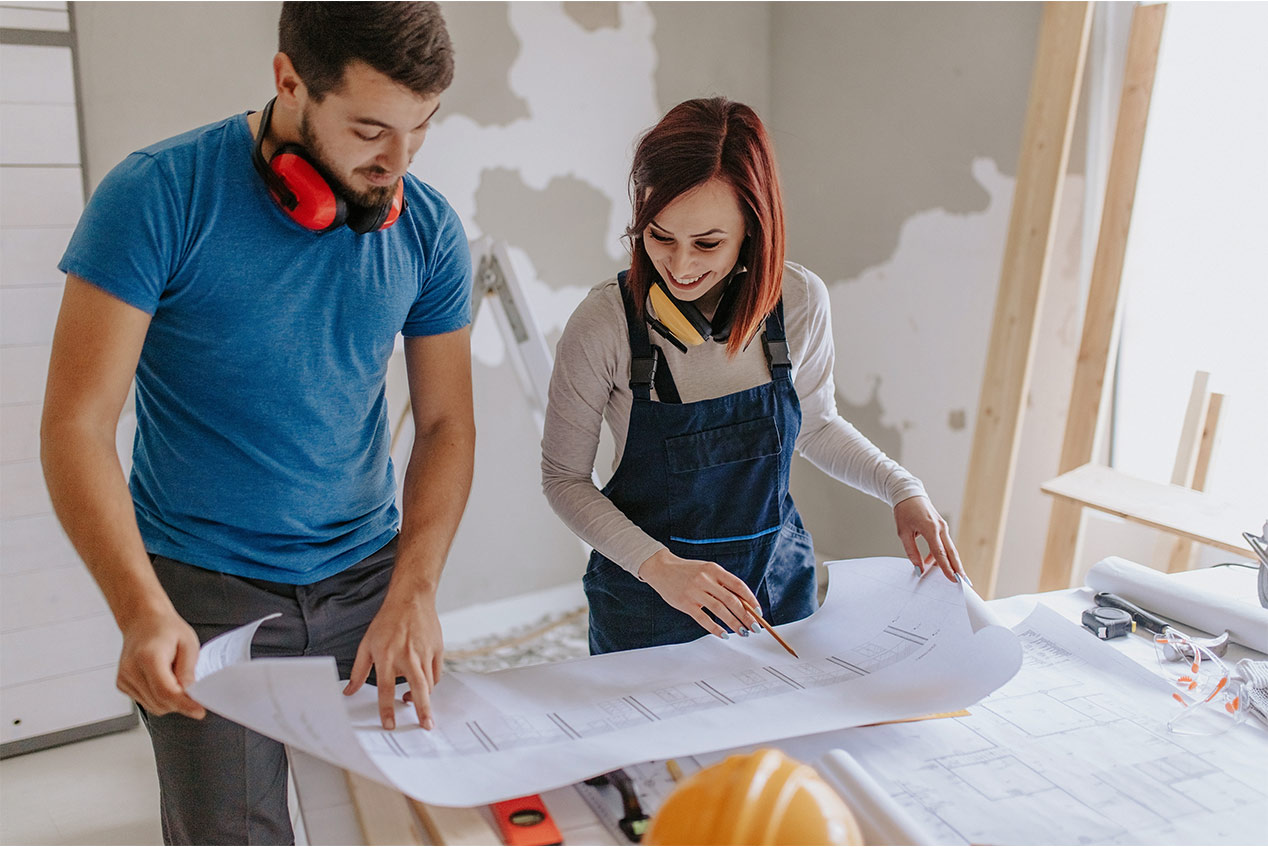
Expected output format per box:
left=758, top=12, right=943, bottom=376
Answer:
left=584, top=273, right=818, bottom=655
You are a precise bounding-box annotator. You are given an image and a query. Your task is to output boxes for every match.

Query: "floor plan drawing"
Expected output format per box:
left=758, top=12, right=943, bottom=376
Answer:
left=747, top=604, right=1267, bottom=845
left=188, top=558, right=1024, bottom=806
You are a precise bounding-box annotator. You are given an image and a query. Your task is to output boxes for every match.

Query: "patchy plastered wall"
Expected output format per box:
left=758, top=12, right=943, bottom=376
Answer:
left=408, top=2, right=774, bottom=609
left=69, top=1, right=1069, bottom=610
left=74, top=2, right=280, bottom=191
left=767, top=3, right=1090, bottom=597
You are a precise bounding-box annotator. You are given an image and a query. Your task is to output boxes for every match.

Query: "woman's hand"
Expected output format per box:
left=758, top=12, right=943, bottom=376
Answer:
left=637, top=549, right=762, bottom=638
left=894, top=495, right=965, bottom=583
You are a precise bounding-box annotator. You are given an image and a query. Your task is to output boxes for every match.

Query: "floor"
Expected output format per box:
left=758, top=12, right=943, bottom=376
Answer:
left=0, top=581, right=589, bottom=846
left=0, top=722, right=161, bottom=845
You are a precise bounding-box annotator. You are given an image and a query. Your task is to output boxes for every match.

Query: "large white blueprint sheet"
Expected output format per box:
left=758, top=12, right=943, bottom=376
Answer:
left=741, top=603, right=1268, bottom=845
left=188, top=557, right=1023, bottom=806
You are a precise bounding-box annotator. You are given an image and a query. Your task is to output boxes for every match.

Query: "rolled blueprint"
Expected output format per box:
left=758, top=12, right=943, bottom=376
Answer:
left=1086, top=556, right=1268, bottom=653
left=818, top=748, right=936, bottom=846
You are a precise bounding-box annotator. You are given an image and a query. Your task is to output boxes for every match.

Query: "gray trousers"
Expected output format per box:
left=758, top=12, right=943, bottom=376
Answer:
left=141, top=537, right=398, bottom=845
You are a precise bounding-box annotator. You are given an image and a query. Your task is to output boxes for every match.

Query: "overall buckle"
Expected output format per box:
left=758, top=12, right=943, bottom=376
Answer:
left=763, top=335, right=791, bottom=371
left=630, top=347, right=660, bottom=387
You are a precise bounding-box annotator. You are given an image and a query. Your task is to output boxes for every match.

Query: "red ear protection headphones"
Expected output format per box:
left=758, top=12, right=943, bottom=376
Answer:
left=251, top=97, right=406, bottom=234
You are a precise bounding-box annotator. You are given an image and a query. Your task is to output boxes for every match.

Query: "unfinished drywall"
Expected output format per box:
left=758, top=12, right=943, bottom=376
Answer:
left=418, top=2, right=774, bottom=609
left=768, top=3, right=1079, bottom=586
left=73, top=1, right=279, bottom=192
left=66, top=1, right=1079, bottom=611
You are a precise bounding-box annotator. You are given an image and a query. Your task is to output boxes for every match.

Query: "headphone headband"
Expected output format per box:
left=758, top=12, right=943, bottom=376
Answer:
left=251, top=98, right=298, bottom=209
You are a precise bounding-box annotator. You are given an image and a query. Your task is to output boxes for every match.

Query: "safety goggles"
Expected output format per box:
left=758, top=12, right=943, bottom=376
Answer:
left=1154, top=628, right=1245, bottom=736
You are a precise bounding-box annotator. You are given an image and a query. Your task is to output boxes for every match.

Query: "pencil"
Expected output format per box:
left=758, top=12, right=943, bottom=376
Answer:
left=741, top=601, right=799, bottom=659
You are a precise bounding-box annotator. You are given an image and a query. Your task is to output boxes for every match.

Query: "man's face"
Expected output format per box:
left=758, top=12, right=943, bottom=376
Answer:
left=296, top=61, right=440, bottom=208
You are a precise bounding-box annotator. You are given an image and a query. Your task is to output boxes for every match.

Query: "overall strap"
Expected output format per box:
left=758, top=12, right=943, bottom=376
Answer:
left=618, top=272, right=681, bottom=403
left=761, top=299, right=792, bottom=380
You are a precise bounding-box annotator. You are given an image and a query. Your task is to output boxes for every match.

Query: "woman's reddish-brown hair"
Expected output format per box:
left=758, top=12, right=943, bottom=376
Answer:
left=624, top=97, right=786, bottom=357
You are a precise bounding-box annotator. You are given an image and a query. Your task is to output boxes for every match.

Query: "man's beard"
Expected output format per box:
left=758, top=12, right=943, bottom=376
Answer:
left=298, top=107, right=397, bottom=209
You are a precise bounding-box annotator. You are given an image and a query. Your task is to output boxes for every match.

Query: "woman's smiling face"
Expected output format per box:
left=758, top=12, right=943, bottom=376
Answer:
left=643, top=178, right=747, bottom=304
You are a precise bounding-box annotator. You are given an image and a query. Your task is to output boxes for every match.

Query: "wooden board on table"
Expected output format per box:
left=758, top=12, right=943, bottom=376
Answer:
left=409, top=798, right=501, bottom=846
left=345, top=770, right=426, bottom=845
left=1041, top=463, right=1258, bottom=558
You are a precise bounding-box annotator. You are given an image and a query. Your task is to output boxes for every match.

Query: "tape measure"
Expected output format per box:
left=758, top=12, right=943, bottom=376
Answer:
left=1081, top=606, right=1135, bottom=640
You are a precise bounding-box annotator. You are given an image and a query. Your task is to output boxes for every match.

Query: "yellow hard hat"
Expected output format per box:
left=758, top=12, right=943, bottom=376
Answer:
left=644, top=749, right=863, bottom=845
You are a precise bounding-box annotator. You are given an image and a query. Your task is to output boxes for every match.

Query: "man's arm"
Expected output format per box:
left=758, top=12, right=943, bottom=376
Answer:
left=343, top=328, right=475, bottom=730
left=41, top=275, right=205, bottom=719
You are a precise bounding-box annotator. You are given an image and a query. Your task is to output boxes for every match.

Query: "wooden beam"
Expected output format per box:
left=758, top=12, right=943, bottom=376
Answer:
left=1037, top=3, right=1167, bottom=592
left=1189, top=393, right=1223, bottom=494
left=1167, top=391, right=1224, bottom=572
left=958, top=1, right=1092, bottom=598
left=1153, top=371, right=1210, bottom=570
left=1168, top=371, right=1211, bottom=487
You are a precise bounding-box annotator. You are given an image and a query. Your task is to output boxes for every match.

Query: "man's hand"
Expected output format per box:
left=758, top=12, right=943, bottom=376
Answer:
left=343, top=586, right=443, bottom=731
left=117, top=607, right=206, bottom=720
left=894, top=495, right=965, bottom=582
left=637, top=549, right=762, bottom=638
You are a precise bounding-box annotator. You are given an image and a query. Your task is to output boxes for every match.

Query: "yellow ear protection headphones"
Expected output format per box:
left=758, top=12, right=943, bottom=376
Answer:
left=251, top=97, right=406, bottom=234
left=647, top=269, right=745, bottom=352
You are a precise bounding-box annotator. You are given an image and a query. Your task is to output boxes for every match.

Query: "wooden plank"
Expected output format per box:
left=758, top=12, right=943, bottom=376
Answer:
left=1037, top=498, right=1087, bottom=592
left=409, top=798, right=501, bottom=846
left=1166, top=392, right=1224, bottom=572
left=1041, top=463, right=1257, bottom=558
left=345, top=770, right=425, bottom=845
left=1154, top=371, right=1210, bottom=568
left=957, top=1, right=1093, bottom=598
left=1189, top=393, right=1223, bottom=494
left=1037, top=3, right=1168, bottom=591
left=1168, top=371, right=1211, bottom=486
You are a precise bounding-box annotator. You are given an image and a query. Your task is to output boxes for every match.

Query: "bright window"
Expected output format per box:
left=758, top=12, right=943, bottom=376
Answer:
left=1113, top=1, right=1268, bottom=513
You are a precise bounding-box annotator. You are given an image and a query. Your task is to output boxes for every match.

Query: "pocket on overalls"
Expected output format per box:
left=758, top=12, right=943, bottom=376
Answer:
left=761, top=520, right=818, bottom=624
left=664, top=416, right=782, bottom=546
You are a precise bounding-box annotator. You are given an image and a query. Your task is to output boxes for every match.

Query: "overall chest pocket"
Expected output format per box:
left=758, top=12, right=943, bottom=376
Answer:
left=664, top=416, right=783, bottom=546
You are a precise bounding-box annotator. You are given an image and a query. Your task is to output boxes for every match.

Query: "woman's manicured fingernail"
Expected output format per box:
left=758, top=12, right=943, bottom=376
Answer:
left=718, top=631, right=730, bottom=640
left=750, top=621, right=761, bottom=631
left=739, top=627, right=750, bottom=637
left=384, top=716, right=395, bottom=730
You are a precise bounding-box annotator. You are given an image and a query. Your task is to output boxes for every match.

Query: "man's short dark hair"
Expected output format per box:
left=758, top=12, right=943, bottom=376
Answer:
left=278, top=2, right=454, bottom=100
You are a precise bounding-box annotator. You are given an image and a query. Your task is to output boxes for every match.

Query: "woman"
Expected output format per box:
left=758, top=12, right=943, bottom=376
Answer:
left=542, top=98, right=964, bottom=655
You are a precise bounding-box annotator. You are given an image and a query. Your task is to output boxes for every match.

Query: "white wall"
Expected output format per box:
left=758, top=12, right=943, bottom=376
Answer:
left=1113, top=2, right=1268, bottom=513
left=1, top=3, right=134, bottom=752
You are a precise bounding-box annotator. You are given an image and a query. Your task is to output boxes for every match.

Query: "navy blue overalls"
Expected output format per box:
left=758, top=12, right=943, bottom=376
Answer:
left=584, top=273, right=818, bottom=654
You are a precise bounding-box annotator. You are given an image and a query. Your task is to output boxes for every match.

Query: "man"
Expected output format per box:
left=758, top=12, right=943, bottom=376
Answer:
left=40, top=4, right=474, bottom=843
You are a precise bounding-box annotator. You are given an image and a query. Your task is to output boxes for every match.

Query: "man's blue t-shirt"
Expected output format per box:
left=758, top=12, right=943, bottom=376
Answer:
left=59, top=113, right=472, bottom=584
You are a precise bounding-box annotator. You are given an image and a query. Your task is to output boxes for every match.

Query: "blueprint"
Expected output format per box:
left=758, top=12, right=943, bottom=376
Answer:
left=719, top=603, right=1268, bottom=845
left=188, top=557, right=1023, bottom=807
